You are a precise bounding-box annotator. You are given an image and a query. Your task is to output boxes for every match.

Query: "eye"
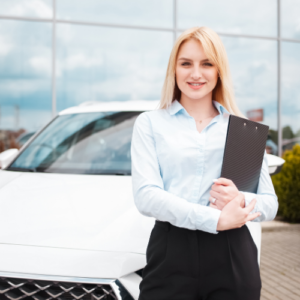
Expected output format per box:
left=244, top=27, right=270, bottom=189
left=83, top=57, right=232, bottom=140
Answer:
left=181, top=62, right=190, bottom=66
left=204, top=62, right=213, bottom=66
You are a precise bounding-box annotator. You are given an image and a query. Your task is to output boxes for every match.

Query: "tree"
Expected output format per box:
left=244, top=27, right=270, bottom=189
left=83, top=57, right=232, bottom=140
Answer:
left=282, top=126, right=294, bottom=140
left=272, top=144, right=300, bottom=222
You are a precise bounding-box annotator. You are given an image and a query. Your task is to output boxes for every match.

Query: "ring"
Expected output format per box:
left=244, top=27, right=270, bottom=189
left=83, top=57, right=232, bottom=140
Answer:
left=211, top=197, right=216, bottom=204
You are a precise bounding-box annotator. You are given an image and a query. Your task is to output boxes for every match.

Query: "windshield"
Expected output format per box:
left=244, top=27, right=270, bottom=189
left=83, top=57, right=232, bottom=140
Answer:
left=8, top=111, right=141, bottom=175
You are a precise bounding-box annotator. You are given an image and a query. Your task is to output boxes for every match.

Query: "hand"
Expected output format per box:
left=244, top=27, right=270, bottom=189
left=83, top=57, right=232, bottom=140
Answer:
left=209, top=178, right=245, bottom=210
left=209, top=202, right=219, bottom=210
left=216, top=192, right=261, bottom=231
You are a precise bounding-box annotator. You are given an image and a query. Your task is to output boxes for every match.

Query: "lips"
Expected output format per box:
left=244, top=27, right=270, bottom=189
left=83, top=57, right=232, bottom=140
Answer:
left=187, top=82, right=206, bottom=90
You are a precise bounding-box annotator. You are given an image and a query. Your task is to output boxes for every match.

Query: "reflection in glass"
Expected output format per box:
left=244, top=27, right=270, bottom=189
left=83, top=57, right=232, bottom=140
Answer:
left=56, top=24, right=173, bottom=111
left=0, top=0, right=52, bottom=18
left=282, top=0, right=300, bottom=39
left=221, top=36, right=278, bottom=154
left=0, top=20, right=52, bottom=151
left=9, top=111, right=141, bottom=174
left=281, top=42, right=300, bottom=153
left=57, top=0, right=173, bottom=28
left=178, top=0, right=277, bottom=37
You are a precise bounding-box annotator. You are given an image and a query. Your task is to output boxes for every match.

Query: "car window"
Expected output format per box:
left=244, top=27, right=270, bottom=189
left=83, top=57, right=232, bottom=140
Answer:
left=8, top=111, right=142, bottom=175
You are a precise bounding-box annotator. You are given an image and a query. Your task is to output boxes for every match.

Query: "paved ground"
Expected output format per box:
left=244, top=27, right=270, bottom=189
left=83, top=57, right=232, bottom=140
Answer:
left=260, top=225, right=300, bottom=300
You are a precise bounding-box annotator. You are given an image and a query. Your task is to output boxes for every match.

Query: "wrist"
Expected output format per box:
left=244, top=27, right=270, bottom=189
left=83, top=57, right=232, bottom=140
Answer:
left=216, top=211, right=227, bottom=231
left=239, top=192, right=245, bottom=208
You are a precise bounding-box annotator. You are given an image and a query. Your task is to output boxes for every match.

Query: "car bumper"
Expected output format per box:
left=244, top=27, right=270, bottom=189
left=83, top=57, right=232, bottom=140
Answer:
left=0, top=244, right=145, bottom=300
left=0, top=270, right=140, bottom=300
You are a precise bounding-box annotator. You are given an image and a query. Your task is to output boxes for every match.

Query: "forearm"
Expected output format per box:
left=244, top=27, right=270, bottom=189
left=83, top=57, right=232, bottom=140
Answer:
left=239, top=149, right=279, bottom=222
left=240, top=191, right=278, bottom=221
left=134, top=185, right=221, bottom=234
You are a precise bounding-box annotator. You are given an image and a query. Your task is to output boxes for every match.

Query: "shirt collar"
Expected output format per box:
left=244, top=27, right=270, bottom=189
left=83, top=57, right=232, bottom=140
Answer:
left=167, top=99, right=185, bottom=115
left=212, top=100, right=230, bottom=115
left=167, top=99, right=230, bottom=116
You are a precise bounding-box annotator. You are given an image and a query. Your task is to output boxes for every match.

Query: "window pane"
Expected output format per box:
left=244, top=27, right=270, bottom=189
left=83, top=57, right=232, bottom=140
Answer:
left=57, top=0, right=173, bottom=29
left=0, top=20, right=52, bottom=151
left=281, top=42, right=300, bottom=153
left=178, top=0, right=277, bottom=37
left=222, top=37, right=278, bottom=154
left=56, top=24, right=173, bottom=111
left=282, top=0, right=300, bottom=39
left=0, top=0, right=52, bottom=18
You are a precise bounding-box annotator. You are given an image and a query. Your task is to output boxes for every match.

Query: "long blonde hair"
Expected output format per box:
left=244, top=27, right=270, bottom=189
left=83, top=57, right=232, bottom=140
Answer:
left=160, top=26, right=245, bottom=118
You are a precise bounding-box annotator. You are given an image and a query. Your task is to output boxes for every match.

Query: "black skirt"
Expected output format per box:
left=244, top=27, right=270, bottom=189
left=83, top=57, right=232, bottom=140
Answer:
left=139, top=220, right=261, bottom=300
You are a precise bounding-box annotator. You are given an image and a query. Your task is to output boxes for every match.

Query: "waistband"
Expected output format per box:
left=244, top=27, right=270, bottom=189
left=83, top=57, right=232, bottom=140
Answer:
left=155, top=220, right=171, bottom=231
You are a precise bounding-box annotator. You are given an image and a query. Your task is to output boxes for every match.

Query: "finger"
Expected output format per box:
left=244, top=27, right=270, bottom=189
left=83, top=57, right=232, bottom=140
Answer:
left=211, top=184, right=225, bottom=193
left=209, top=190, right=221, bottom=199
left=244, top=198, right=257, bottom=214
left=213, top=177, right=233, bottom=186
left=209, top=203, right=220, bottom=210
left=209, top=196, right=217, bottom=204
left=233, top=191, right=245, bottom=205
left=246, top=212, right=261, bottom=222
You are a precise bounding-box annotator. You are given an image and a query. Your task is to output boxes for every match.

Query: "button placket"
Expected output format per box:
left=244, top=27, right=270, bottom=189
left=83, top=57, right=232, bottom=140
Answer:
left=192, top=133, right=205, bottom=201
left=200, top=133, right=207, bottom=205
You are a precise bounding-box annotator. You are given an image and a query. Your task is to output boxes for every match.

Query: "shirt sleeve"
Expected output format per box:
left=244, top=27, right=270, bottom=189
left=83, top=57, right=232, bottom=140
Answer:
left=131, top=112, right=221, bottom=234
left=240, top=149, right=279, bottom=222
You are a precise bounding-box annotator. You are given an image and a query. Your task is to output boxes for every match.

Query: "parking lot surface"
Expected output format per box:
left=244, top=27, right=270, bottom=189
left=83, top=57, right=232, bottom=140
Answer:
left=260, top=227, right=300, bottom=300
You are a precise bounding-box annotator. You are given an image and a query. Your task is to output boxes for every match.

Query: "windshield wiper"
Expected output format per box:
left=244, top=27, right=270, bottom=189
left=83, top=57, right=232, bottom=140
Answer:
left=85, top=171, right=131, bottom=176
left=114, top=172, right=130, bottom=176
left=6, top=167, right=37, bottom=172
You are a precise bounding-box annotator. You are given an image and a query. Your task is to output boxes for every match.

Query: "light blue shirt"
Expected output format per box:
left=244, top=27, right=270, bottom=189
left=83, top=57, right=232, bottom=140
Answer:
left=131, top=99, right=278, bottom=234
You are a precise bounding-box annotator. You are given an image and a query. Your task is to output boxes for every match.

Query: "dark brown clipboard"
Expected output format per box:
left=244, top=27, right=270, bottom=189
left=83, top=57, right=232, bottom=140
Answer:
left=220, top=114, right=269, bottom=193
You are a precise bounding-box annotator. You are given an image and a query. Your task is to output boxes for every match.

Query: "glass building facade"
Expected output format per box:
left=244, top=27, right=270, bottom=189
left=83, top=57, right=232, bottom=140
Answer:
left=0, top=0, right=299, bottom=157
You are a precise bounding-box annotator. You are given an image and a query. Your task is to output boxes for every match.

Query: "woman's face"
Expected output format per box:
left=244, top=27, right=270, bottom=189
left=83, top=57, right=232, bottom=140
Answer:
left=175, top=39, right=219, bottom=102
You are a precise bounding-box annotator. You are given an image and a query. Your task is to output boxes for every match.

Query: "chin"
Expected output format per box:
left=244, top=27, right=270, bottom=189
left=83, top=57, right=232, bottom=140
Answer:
left=183, top=91, right=211, bottom=101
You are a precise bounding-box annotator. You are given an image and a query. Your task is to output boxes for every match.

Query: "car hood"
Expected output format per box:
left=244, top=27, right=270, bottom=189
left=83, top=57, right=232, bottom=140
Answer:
left=0, top=170, right=154, bottom=254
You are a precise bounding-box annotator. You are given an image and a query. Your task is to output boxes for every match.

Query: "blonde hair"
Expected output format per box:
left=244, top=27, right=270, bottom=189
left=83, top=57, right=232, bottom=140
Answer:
left=160, top=26, right=245, bottom=118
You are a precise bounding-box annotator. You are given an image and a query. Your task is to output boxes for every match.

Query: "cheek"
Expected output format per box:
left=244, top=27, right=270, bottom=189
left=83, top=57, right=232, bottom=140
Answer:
left=205, top=69, right=218, bottom=83
left=175, top=67, right=189, bottom=86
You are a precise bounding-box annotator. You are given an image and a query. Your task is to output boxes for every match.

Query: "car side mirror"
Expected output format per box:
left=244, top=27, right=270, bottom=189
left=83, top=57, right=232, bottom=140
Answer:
left=267, top=154, right=285, bottom=176
left=0, top=149, right=19, bottom=169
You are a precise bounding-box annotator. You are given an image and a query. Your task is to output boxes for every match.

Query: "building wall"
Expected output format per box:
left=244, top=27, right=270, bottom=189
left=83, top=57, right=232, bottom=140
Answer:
left=0, top=0, right=299, bottom=156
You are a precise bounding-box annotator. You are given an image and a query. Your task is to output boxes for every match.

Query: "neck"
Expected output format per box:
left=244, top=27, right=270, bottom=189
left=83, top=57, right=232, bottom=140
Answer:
left=179, top=93, right=219, bottom=119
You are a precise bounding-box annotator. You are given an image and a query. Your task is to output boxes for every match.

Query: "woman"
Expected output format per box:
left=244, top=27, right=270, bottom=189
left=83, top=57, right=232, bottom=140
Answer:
left=131, top=26, right=278, bottom=300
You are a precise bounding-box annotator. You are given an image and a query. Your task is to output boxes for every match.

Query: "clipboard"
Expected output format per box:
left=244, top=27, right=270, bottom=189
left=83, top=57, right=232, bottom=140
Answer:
left=220, top=114, right=269, bottom=193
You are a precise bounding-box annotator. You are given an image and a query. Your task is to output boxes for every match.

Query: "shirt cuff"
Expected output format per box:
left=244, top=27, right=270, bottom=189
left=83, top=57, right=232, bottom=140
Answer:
left=196, top=205, right=222, bottom=234
left=240, top=191, right=257, bottom=213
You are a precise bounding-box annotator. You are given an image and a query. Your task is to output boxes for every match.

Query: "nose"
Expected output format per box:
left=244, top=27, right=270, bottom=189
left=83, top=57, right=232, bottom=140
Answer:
left=191, top=66, right=202, bottom=80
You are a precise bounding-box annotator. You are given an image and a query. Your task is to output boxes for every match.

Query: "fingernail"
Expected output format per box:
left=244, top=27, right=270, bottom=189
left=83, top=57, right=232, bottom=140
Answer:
left=213, top=179, right=218, bottom=183
left=258, top=212, right=261, bottom=216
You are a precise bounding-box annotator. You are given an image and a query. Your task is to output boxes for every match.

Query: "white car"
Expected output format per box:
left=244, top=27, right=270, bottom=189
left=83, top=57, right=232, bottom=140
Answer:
left=0, top=101, right=285, bottom=300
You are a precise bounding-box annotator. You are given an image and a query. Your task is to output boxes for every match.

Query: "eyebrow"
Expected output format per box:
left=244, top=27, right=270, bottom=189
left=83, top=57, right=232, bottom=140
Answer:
left=177, top=57, right=210, bottom=62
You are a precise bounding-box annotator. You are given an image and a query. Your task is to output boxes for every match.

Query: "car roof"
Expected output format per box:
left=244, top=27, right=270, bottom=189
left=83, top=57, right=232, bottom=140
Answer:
left=59, top=100, right=160, bottom=115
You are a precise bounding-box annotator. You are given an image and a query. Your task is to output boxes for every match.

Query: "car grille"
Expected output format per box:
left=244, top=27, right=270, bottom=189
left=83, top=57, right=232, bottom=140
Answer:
left=0, top=277, right=118, bottom=300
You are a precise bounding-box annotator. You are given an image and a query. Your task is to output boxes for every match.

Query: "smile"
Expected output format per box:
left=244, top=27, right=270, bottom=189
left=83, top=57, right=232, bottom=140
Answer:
left=187, top=82, right=206, bottom=89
